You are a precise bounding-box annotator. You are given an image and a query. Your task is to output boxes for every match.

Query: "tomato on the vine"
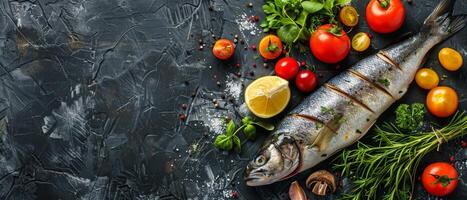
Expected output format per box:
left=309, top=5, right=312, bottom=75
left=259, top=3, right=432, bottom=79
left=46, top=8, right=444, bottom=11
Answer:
left=259, top=35, right=283, bottom=60
left=295, top=70, right=318, bottom=93
left=212, top=39, right=235, bottom=60
left=366, top=0, right=405, bottom=33
left=421, top=162, right=459, bottom=197
left=275, top=57, right=299, bottom=80
left=426, top=86, right=458, bottom=118
left=310, top=24, right=350, bottom=64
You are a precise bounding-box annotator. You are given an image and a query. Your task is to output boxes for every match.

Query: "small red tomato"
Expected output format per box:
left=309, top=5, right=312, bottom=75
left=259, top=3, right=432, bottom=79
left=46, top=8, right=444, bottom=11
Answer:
left=366, top=0, right=405, bottom=33
left=421, top=162, right=459, bottom=197
left=310, top=24, right=350, bottom=64
left=275, top=57, right=299, bottom=80
left=295, top=70, right=318, bottom=93
left=212, top=39, right=235, bottom=60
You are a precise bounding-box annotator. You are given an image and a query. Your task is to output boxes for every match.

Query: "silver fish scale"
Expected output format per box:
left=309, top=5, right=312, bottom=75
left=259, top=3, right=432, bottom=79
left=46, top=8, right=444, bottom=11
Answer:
left=327, top=70, right=394, bottom=113
left=290, top=86, right=375, bottom=139
left=351, top=54, right=405, bottom=97
left=274, top=115, right=323, bottom=145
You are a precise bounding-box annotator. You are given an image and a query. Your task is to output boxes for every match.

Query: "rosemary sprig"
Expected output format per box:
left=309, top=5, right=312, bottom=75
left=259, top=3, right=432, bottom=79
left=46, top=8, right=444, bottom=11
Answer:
left=334, top=112, right=467, bottom=200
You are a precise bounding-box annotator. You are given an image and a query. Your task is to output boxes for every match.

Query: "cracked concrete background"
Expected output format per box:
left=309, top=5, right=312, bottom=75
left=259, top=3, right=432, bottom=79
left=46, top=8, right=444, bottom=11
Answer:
left=0, top=0, right=466, bottom=199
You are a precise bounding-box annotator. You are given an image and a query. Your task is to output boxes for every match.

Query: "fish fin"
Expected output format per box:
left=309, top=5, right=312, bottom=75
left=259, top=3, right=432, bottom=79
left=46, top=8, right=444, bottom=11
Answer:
left=421, top=0, right=465, bottom=39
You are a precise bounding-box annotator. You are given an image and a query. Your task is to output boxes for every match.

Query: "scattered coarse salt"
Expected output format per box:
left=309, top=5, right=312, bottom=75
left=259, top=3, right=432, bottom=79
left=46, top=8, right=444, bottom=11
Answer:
left=235, top=13, right=259, bottom=36
left=206, top=117, right=225, bottom=135
left=224, top=79, right=243, bottom=100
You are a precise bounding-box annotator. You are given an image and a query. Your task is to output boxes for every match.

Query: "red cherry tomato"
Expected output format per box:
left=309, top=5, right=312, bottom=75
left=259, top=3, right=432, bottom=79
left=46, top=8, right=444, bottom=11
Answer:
left=366, top=0, right=405, bottom=33
left=212, top=39, right=235, bottom=60
left=275, top=57, right=299, bottom=80
left=421, top=162, right=459, bottom=197
left=310, top=24, right=350, bottom=64
left=295, top=70, right=318, bottom=93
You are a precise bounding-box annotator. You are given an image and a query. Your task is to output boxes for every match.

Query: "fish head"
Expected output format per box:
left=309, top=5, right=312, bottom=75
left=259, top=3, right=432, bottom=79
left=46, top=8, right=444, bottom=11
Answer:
left=244, top=134, right=300, bottom=186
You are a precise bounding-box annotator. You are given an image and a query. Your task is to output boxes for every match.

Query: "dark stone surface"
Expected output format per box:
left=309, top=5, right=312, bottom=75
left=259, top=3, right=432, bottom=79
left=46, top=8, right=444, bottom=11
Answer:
left=0, top=0, right=465, bottom=199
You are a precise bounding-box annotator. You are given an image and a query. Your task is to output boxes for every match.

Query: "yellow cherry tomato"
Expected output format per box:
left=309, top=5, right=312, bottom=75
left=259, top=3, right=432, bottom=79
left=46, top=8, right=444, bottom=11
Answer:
left=438, top=48, right=463, bottom=71
left=351, top=32, right=371, bottom=52
left=415, top=68, right=439, bottom=90
left=339, top=6, right=359, bottom=27
left=426, top=86, right=458, bottom=118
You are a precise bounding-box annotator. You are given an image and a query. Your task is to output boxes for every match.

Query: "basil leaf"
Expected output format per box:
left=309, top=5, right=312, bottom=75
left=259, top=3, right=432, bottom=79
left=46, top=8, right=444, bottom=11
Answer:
left=232, top=135, right=241, bottom=152
left=301, top=0, right=324, bottom=14
left=324, top=0, right=334, bottom=12
left=243, top=124, right=257, bottom=141
left=242, top=116, right=253, bottom=125
left=296, top=10, right=309, bottom=26
left=226, top=120, right=236, bottom=136
left=277, top=24, right=300, bottom=44
left=253, top=121, right=275, bottom=131
left=336, top=0, right=352, bottom=6
left=214, top=134, right=233, bottom=151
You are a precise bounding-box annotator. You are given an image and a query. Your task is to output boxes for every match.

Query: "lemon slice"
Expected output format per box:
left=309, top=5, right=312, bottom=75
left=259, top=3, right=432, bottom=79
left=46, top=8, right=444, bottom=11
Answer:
left=245, top=76, right=291, bottom=118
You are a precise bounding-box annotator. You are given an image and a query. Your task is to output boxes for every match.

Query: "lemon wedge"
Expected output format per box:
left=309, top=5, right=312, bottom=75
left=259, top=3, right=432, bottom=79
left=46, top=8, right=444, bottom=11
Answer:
left=245, top=76, right=291, bottom=118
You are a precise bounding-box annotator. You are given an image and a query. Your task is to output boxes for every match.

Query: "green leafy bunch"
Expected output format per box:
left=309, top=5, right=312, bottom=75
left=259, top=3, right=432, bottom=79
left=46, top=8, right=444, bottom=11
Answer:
left=260, top=0, right=351, bottom=47
left=395, top=103, right=426, bottom=132
left=214, top=117, right=274, bottom=152
left=334, top=112, right=467, bottom=200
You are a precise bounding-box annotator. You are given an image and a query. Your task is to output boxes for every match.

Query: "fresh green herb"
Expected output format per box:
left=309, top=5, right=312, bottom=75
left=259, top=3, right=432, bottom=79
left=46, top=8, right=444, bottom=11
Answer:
left=377, top=78, right=391, bottom=87
left=320, top=106, right=334, bottom=114
left=213, top=116, right=274, bottom=152
left=261, top=0, right=351, bottom=48
left=441, top=74, right=448, bottom=81
left=265, top=39, right=279, bottom=52
left=432, top=174, right=457, bottom=187
left=316, top=123, right=324, bottom=130
left=334, top=112, right=467, bottom=200
left=395, top=103, right=426, bottom=132
left=243, top=124, right=257, bottom=140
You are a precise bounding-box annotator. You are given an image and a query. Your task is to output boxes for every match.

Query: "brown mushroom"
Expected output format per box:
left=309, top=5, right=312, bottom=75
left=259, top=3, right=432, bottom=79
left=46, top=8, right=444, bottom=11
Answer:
left=289, top=181, right=307, bottom=200
left=305, top=170, right=336, bottom=196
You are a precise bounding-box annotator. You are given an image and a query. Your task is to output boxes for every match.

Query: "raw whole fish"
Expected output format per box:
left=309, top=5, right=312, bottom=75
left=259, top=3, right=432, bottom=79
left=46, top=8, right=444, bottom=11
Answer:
left=244, top=0, right=465, bottom=186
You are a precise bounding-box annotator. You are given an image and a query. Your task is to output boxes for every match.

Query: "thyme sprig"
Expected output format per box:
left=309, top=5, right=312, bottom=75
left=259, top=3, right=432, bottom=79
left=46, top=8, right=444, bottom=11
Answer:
left=334, top=112, right=467, bottom=200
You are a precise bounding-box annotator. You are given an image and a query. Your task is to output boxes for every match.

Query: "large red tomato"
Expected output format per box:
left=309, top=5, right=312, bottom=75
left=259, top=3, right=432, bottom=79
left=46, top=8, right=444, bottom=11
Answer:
left=310, top=24, right=350, bottom=64
left=366, top=0, right=405, bottom=33
left=421, top=162, right=459, bottom=197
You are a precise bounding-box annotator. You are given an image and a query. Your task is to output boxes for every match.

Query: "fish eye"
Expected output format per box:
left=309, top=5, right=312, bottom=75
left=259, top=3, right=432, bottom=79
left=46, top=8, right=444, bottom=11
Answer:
left=255, top=155, right=266, bottom=166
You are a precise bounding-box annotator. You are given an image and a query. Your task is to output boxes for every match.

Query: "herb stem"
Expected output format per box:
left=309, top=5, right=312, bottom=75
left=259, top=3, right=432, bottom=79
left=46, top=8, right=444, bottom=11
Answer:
left=334, top=112, right=467, bottom=200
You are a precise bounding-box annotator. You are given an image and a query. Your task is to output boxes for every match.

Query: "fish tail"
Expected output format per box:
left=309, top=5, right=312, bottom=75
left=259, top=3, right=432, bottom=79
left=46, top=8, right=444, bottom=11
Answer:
left=421, top=0, right=465, bottom=40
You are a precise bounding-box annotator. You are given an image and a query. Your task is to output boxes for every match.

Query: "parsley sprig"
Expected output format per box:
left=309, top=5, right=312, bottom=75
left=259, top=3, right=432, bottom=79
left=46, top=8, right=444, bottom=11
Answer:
left=214, top=117, right=274, bottom=152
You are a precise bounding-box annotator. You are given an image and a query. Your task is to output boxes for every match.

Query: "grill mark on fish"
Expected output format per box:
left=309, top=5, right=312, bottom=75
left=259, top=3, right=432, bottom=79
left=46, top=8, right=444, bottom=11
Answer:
left=347, top=69, right=394, bottom=99
left=292, top=114, right=338, bottom=134
left=324, top=83, right=375, bottom=113
left=377, top=51, right=401, bottom=71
